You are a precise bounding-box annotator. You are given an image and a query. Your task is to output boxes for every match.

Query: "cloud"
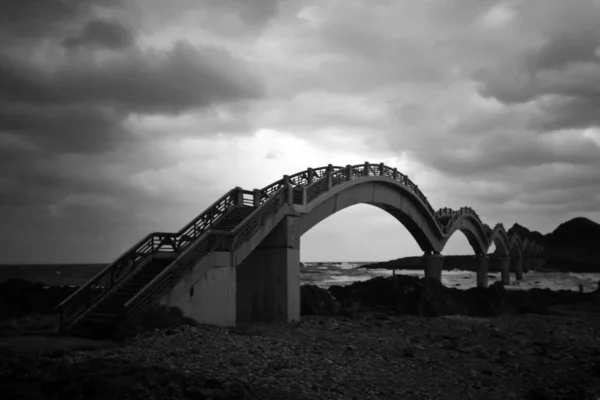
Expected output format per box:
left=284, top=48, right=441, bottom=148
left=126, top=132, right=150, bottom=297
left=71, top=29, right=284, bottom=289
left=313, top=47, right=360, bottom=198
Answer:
left=63, top=18, right=135, bottom=50
left=2, top=0, right=600, bottom=264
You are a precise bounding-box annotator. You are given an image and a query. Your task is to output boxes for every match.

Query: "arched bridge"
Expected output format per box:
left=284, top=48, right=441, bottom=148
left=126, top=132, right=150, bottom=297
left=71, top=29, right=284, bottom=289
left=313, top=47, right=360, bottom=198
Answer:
left=56, top=162, right=546, bottom=335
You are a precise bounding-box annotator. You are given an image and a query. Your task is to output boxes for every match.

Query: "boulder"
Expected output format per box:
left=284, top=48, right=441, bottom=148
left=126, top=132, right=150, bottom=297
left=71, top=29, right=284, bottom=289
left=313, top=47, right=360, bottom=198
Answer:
left=300, top=285, right=340, bottom=315
left=0, top=279, right=78, bottom=321
left=417, top=277, right=459, bottom=317
left=325, top=275, right=594, bottom=318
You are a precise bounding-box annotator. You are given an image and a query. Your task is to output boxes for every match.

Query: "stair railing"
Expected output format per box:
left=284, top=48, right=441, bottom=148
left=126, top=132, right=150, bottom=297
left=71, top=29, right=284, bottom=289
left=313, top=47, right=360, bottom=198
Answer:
left=124, top=229, right=234, bottom=317
left=125, top=185, right=291, bottom=317
left=56, top=187, right=244, bottom=331
left=230, top=186, right=289, bottom=250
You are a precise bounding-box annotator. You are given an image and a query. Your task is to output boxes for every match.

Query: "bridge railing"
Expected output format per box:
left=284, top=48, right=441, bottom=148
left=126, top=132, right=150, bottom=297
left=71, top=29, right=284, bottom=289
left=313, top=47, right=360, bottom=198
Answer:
left=295, top=163, right=439, bottom=228
left=124, top=230, right=234, bottom=317
left=230, top=186, right=289, bottom=250
left=56, top=187, right=244, bottom=331
left=126, top=186, right=293, bottom=317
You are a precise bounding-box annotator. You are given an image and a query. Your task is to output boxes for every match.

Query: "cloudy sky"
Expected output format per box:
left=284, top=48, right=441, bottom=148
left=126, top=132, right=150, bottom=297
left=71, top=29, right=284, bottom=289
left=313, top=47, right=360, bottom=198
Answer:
left=1, top=0, right=599, bottom=264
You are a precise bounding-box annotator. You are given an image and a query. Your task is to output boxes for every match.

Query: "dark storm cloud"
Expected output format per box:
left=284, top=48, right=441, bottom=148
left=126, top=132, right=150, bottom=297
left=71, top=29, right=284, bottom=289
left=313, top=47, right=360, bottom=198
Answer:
left=0, top=0, right=121, bottom=43
left=530, top=96, right=600, bottom=132
left=0, top=0, right=269, bottom=263
left=0, top=103, right=127, bottom=153
left=0, top=0, right=265, bottom=155
left=532, top=29, right=600, bottom=71
left=428, top=132, right=600, bottom=177
left=56, top=41, right=264, bottom=114
left=63, top=18, right=135, bottom=50
left=474, top=26, right=600, bottom=132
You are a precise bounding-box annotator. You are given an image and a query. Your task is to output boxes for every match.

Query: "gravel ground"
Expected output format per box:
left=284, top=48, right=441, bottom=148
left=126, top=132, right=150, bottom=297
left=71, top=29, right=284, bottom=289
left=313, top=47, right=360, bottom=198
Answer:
left=3, top=300, right=600, bottom=399
left=49, top=301, right=600, bottom=399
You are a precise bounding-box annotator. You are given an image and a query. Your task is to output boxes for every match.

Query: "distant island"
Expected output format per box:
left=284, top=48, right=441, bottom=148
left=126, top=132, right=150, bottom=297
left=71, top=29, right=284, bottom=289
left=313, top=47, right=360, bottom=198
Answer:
left=359, top=217, right=600, bottom=273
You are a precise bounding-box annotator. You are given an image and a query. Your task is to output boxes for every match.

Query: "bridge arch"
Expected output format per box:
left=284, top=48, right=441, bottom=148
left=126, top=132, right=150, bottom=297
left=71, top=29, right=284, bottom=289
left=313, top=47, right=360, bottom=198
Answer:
left=520, top=237, right=531, bottom=256
left=296, top=177, right=442, bottom=252
left=509, top=235, right=524, bottom=257
left=489, top=225, right=510, bottom=256
left=439, top=214, right=490, bottom=256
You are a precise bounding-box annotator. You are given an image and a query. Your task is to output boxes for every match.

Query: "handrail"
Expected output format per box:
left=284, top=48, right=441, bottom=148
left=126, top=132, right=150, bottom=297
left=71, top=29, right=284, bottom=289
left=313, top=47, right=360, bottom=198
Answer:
left=230, top=186, right=288, bottom=249
left=124, top=230, right=235, bottom=315
left=125, top=185, right=293, bottom=318
left=56, top=187, right=242, bottom=331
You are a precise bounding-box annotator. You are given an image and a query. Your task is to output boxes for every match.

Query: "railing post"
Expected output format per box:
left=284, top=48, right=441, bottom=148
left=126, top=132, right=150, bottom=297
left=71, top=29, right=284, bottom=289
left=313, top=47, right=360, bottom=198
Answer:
left=363, top=161, right=370, bottom=176
left=253, top=189, right=261, bottom=207
left=307, top=168, right=314, bottom=184
left=234, top=186, right=244, bottom=206
left=393, top=168, right=398, bottom=180
left=302, top=186, right=308, bottom=205
left=283, top=175, right=293, bottom=205
left=379, top=163, right=385, bottom=175
left=346, top=165, right=353, bottom=180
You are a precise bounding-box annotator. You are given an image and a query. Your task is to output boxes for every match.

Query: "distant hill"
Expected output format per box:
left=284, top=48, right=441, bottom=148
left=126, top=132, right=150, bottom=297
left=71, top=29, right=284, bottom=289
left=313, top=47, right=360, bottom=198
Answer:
left=544, top=217, right=600, bottom=272
left=360, top=217, right=600, bottom=273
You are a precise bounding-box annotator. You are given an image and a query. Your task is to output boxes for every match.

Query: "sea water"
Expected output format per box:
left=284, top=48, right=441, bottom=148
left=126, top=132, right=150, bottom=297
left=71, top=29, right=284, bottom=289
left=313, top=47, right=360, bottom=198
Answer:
left=2, top=262, right=600, bottom=293
left=301, top=262, right=600, bottom=293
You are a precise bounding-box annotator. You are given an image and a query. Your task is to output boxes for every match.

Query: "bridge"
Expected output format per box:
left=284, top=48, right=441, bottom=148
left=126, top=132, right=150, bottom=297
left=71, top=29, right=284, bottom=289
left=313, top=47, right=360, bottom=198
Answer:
left=56, top=162, right=545, bottom=335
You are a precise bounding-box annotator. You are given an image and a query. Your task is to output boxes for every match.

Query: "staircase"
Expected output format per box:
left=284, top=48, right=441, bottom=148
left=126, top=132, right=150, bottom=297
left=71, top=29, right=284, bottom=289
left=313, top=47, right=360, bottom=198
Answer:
left=60, top=204, right=257, bottom=337
left=213, top=206, right=256, bottom=230
left=69, top=252, right=176, bottom=338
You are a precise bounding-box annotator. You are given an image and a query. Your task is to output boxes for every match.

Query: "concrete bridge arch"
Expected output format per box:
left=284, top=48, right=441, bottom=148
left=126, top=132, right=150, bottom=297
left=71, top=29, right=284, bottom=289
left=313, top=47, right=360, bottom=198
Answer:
left=296, top=177, right=442, bottom=253
left=144, top=162, right=547, bottom=327
left=439, top=214, right=490, bottom=256
left=488, top=225, right=510, bottom=256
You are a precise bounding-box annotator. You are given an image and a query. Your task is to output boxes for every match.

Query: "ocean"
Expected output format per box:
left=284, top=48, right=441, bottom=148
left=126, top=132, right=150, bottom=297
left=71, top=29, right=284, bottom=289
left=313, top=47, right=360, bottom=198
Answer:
left=1, top=262, right=599, bottom=293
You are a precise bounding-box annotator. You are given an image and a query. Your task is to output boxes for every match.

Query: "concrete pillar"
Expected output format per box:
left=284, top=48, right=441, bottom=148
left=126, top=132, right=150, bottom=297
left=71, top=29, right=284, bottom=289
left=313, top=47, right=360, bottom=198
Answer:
left=422, top=252, right=444, bottom=281
left=537, top=257, right=544, bottom=271
left=521, top=257, right=530, bottom=273
left=476, top=256, right=489, bottom=289
left=531, top=256, right=540, bottom=271
left=160, top=252, right=235, bottom=327
left=490, top=256, right=511, bottom=285
left=236, top=216, right=300, bottom=323
left=515, top=257, right=523, bottom=281
left=512, top=257, right=523, bottom=281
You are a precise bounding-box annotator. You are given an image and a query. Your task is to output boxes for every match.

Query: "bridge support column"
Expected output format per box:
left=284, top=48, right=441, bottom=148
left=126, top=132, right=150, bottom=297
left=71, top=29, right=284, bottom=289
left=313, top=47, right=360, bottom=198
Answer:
left=160, top=252, right=236, bottom=327
left=512, top=257, right=523, bottom=281
left=490, top=256, right=511, bottom=285
left=522, top=257, right=530, bottom=273
left=236, top=216, right=301, bottom=324
left=531, top=257, right=538, bottom=271
left=422, top=252, right=444, bottom=281
left=476, top=256, right=489, bottom=289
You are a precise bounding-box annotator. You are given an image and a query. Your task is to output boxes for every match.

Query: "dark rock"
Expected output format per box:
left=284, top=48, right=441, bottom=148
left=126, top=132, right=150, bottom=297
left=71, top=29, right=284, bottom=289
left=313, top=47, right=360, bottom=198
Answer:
left=326, top=274, right=594, bottom=319
left=403, top=347, right=416, bottom=358
left=300, top=285, right=340, bottom=315
left=0, top=278, right=78, bottom=321
left=0, top=357, right=254, bottom=400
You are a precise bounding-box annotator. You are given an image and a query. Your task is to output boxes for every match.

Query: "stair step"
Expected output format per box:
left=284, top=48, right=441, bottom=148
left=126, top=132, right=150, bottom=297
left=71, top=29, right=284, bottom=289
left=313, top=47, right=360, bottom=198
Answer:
left=100, top=299, right=127, bottom=307
left=121, top=283, right=148, bottom=288
left=86, top=313, right=121, bottom=323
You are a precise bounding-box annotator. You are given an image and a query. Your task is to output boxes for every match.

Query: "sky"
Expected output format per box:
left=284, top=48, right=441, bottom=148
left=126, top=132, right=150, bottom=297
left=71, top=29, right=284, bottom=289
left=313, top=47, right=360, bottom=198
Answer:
left=1, top=0, right=600, bottom=264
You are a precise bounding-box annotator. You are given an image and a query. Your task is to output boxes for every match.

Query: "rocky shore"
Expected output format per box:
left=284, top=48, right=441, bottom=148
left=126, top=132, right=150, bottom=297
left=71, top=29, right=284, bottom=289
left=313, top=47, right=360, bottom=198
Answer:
left=2, top=276, right=600, bottom=399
